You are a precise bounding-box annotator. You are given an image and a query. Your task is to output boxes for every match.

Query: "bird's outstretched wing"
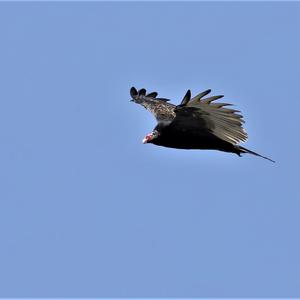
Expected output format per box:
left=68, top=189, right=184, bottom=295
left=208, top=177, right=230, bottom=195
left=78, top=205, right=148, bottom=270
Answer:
left=130, top=87, right=176, bottom=123
left=171, top=89, right=248, bottom=145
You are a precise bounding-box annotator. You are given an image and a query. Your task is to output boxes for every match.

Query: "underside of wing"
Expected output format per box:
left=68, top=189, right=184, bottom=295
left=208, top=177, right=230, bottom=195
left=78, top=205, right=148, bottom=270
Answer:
left=173, top=89, right=248, bottom=145
left=130, top=87, right=176, bottom=122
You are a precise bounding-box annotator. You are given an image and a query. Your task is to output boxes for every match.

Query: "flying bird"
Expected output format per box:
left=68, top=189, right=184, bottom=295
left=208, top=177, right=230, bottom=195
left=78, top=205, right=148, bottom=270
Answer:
left=130, top=87, right=274, bottom=162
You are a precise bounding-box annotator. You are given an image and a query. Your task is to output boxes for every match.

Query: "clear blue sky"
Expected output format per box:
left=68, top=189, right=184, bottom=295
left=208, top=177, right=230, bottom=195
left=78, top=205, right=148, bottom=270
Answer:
left=0, top=1, right=299, bottom=297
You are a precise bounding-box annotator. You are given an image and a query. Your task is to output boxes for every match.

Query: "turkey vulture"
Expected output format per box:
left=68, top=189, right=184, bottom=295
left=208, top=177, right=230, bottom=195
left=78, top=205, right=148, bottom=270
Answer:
left=130, top=87, right=274, bottom=162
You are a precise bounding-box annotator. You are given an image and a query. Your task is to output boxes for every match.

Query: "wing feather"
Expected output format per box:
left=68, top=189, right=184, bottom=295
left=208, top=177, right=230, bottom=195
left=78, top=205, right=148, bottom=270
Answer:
left=201, top=95, right=224, bottom=104
left=190, top=89, right=211, bottom=102
left=138, top=88, right=146, bottom=96
left=146, top=92, right=158, bottom=98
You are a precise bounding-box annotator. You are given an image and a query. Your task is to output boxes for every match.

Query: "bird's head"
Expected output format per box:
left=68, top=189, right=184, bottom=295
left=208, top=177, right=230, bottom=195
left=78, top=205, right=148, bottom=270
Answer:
left=142, top=130, right=160, bottom=144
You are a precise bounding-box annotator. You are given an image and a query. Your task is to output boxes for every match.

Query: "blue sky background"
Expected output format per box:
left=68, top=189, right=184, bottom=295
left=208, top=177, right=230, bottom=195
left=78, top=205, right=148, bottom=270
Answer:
left=0, top=2, right=299, bottom=298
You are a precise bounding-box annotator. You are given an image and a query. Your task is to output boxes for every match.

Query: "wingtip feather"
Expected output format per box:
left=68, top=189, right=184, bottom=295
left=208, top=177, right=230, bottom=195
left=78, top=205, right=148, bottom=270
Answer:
left=130, top=87, right=138, bottom=98
left=138, top=88, right=146, bottom=96
left=180, top=89, right=192, bottom=106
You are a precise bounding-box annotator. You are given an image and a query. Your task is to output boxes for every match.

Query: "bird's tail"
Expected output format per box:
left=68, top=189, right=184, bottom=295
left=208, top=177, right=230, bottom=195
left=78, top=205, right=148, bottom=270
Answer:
left=237, top=146, right=275, bottom=163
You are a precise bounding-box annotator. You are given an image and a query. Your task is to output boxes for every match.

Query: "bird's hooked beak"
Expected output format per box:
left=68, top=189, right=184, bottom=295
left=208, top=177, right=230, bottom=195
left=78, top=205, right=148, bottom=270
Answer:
left=142, top=133, right=153, bottom=144
left=142, top=131, right=158, bottom=144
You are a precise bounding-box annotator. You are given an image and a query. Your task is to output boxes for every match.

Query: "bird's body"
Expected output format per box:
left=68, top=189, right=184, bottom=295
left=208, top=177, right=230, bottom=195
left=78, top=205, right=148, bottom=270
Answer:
left=130, top=87, right=274, bottom=162
left=152, top=124, right=239, bottom=153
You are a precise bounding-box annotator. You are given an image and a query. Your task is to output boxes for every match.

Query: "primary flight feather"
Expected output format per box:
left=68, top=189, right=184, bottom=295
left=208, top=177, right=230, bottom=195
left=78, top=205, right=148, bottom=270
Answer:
left=130, top=86, right=274, bottom=162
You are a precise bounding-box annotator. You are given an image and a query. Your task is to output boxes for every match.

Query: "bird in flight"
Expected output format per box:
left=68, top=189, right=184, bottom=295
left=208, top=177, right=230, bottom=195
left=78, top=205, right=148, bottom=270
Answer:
left=130, top=87, right=274, bottom=162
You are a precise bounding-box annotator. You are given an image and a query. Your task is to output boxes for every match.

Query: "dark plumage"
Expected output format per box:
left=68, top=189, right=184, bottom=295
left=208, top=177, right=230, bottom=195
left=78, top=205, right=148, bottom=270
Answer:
left=130, top=87, right=274, bottom=162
